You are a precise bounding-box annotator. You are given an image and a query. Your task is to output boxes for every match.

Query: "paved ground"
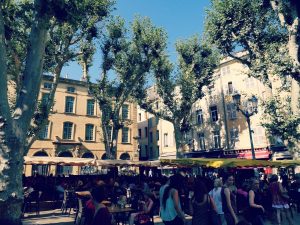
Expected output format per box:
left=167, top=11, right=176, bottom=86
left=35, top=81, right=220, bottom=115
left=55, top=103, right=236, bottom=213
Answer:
left=22, top=209, right=300, bottom=225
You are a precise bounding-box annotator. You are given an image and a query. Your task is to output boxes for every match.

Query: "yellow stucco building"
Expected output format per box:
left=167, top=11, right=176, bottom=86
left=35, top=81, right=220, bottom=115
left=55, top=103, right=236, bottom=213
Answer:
left=24, top=75, right=138, bottom=176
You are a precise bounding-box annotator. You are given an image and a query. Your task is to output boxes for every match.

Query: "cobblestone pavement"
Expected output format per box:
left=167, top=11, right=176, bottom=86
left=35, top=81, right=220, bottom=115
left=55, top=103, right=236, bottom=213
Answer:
left=22, top=209, right=300, bottom=225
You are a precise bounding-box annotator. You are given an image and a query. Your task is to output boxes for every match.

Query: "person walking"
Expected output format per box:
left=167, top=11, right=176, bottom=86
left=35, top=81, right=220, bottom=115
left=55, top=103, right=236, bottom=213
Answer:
left=269, top=175, right=293, bottom=225
left=248, top=178, right=265, bottom=225
left=159, top=174, right=186, bottom=225
left=209, top=178, right=225, bottom=225
left=221, top=174, right=238, bottom=225
left=190, top=178, right=219, bottom=225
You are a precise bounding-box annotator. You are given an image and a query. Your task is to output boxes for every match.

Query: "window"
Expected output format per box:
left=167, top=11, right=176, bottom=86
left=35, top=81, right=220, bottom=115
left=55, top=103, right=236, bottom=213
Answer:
left=138, top=113, right=142, bottom=122
left=157, top=130, right=159, bottom=141
left=228, top=82, right=233, bottom=94
left=40, top=122, right=49, bottom=139
left=253, top=126, right=266, bottom=145
left=85, top=124, right=94, bottom=141
left=213, top=131, right=221, bottom=149
left=63, top=122, right=73, bottom=140
left=145, top=127, right=148, bottom=138
left=65, top=96, right=74, bottom=113
left=41, top=93, right=50, bottom=106
left=150, top=132, right=153, bottom=143
left=157, top=146, right=160, bottom=158
left=198, top=133, right=206, bottom=150
left=164, top=133, right=168, bottom=147
left=122, top=127, right=129, bottom=143
left=67, top=86, right=75, bottom=93
left=196, top=109, right=204, bottom=125
left=43, top=82, right=52, bottom=89
left=87, top=99, right=95, bottom=116
left=230, top=127, right=239, bottom=144
left=210, top=106, right=218, bottom=122
left=138, top=129, right=142, bottom=138
left=227, top=103, right=237, bottom=120
left=122, top=104, right=129, bottom=119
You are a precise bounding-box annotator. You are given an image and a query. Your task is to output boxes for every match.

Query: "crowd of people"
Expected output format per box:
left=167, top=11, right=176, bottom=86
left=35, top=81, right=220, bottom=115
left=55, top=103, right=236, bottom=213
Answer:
left=22, top=169, right=300, bottom=225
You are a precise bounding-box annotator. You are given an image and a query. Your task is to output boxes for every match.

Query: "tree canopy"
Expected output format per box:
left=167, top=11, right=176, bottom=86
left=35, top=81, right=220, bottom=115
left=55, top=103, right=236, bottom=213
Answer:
left=141, top=36, right=218, bottom=157
left=89, top=16, right=168, bottom=159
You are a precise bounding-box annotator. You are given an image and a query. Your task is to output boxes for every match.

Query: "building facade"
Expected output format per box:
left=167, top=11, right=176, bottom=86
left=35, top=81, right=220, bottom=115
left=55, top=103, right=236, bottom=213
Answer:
left=25, top=75, right=138, bottom=176
left=137, top=105, right=176, bottom=160
left=186, top=56, right=272, bottom=159
left=138, top=56, right=285, bottom=160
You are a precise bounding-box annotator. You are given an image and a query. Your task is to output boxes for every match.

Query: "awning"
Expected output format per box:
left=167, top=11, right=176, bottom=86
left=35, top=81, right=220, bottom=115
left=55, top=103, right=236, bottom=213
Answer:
left=24, top=156, right=160, bottom=167
left=24, top=156, right=96, bottom=166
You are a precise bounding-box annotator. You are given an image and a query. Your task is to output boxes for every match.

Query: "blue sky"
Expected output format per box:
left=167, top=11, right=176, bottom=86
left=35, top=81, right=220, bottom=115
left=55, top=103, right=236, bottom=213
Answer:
left=61, top=0, right=211, bottom=81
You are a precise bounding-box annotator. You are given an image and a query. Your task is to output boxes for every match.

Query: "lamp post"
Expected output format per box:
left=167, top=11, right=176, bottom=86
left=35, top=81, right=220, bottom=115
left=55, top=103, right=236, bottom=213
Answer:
left=232, top=93, right=258, bottom=160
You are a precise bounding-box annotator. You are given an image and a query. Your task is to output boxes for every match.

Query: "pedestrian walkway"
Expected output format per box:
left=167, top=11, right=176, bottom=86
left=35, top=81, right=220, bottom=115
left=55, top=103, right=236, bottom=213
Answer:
left=22, top=209, right=300, bottom=225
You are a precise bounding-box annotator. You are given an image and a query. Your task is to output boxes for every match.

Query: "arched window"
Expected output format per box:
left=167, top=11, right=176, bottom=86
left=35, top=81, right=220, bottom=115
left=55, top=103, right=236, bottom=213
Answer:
left=80, top=152, right=95, bottom=175
left=120, top=153, right=130, bottom=160
left=32, top=151, right=49, bottom=176
left=82, top=152, right=94, bottom=158
left=101, top=153, right=108, bottom=160
left=56, top=151, right=73, bottom=175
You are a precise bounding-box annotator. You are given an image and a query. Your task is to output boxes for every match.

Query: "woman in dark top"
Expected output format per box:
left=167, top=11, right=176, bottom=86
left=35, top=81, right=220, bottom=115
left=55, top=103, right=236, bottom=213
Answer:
left=189, top=178, right=218, bottom=225
left=248, top=178, right=265, bottom=225
left=221, top=174, right=238, bottom=225
left=91, top=186, right=112, bottom=225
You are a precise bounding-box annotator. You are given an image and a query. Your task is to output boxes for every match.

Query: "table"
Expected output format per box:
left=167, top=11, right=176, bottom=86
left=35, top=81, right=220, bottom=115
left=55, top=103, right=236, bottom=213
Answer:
left=108, top=206, right=135, bottom=224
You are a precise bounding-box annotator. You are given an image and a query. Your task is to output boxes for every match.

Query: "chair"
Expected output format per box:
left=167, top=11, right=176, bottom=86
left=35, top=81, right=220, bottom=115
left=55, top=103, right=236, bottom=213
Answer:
left=23, top=190, right=43, bottom=215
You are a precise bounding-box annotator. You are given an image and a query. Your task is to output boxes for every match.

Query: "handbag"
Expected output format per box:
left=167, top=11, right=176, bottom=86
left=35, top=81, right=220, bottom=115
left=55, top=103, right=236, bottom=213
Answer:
left=207, top=195, right=221, bottom=225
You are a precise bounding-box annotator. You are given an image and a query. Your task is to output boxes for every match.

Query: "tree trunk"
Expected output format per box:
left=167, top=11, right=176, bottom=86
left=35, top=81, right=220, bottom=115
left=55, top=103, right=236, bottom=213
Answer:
left=109, top=125, right=119, bottom=159
left=173, top=124, right=185, bottom=158
left=0, top=140, right=25, bottom=225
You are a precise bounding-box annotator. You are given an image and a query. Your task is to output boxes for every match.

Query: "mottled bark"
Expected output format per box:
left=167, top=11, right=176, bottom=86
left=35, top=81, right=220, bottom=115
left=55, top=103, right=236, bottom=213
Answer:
left=173, top=123, right=185, bottom=158
left=0, top=141, right=25, bottom=225
left=0, top=0, right=49, bottom=223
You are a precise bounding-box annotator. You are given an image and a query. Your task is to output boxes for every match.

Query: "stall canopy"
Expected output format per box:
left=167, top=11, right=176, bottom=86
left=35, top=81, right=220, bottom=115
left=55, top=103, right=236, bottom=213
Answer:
left=24, top=156, right=300, bottom=168
left=24, top=156, right=160, bottom=167
left=160, top=158, right=300, bottom=168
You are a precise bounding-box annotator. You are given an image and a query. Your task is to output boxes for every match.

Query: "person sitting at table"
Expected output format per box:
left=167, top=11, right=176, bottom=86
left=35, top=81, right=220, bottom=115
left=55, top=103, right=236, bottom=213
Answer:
left=90, top=186, right=114, bottom=225
left=129, top=192, right=154, bottom=225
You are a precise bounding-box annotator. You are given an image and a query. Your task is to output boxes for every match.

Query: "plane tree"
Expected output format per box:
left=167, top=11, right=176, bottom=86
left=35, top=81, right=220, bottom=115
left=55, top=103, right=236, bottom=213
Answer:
left=0, top=0, right=113, bottom=224
left=140, top=36, right=218, bottom=157
left=89, top=17, right=168, bottom=159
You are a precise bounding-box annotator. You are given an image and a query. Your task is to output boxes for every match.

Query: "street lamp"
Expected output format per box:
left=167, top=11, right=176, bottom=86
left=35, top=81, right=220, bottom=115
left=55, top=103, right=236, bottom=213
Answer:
left=232, top=93, right=258, bottom=159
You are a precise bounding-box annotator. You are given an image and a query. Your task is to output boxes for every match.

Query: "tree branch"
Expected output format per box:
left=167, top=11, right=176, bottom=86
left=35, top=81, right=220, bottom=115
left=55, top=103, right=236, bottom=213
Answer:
left=14, top=0, right=50, bottom=137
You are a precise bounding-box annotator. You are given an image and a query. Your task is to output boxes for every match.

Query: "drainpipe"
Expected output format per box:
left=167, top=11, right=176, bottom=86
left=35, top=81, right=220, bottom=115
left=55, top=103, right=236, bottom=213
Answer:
left=220, top=73, right=230, bottom=150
